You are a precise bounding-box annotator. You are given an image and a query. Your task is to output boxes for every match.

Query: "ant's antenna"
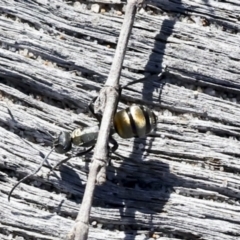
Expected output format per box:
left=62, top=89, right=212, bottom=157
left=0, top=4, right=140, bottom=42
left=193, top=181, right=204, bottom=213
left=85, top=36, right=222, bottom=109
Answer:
left=8, top=147, right=55, bottom=202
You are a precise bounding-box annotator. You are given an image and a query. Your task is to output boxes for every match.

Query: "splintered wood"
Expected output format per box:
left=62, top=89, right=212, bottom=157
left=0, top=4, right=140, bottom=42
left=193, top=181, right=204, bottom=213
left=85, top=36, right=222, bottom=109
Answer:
left=0, top=0, right=239, bottom=240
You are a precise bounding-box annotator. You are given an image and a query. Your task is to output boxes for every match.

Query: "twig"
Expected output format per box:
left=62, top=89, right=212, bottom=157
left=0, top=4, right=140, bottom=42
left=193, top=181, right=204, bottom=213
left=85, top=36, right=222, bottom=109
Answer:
left=66, top=0, right=144, bottom=239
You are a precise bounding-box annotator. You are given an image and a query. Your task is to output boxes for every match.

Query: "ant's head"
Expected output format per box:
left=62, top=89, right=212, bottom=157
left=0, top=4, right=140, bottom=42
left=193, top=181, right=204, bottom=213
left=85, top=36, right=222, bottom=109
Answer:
left=54, top=131, right=72, bottom=154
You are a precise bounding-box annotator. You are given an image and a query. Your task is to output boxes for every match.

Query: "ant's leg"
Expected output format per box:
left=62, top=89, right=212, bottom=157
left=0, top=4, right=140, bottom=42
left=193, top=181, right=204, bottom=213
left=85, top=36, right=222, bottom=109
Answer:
left=109, top=136, right=118, bottom=153
left=107, top=136, right=119, bottom=166
left=120, top=66, right=167, bottom=90
left=50, top=145, right=95, bottom=172
left=88, top=96, right=102, bottom=124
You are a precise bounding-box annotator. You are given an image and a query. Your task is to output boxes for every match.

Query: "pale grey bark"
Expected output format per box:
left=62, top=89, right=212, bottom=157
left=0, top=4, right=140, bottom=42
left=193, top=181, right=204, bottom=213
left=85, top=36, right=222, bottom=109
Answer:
left=0, top=0, right=240, bottom=240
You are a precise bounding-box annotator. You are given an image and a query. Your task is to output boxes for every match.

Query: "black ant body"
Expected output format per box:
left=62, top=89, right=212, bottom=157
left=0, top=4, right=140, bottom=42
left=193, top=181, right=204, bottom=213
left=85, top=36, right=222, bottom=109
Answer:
left=8, top=69, right=166, bottom=201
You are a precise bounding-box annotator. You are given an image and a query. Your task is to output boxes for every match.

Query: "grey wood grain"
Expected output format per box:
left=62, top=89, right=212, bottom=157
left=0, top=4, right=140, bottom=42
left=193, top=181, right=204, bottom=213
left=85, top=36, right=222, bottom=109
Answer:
left=0, top=0, right=239, bottom=239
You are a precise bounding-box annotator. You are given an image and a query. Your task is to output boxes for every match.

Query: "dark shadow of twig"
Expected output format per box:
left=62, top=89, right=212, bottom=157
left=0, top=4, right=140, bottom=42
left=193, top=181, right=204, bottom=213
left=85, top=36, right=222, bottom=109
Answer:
left=118, top=14, right=176, bottom=239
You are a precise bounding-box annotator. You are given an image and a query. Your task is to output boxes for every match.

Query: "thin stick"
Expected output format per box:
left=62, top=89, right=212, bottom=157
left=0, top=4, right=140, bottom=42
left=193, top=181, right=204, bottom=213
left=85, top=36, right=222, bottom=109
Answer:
left=66, top=0, right=143, bottom=239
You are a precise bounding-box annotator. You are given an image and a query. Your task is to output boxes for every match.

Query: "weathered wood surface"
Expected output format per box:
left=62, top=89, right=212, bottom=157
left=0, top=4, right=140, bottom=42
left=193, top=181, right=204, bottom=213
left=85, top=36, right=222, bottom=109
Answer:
left=0, top=0, right=240, bottom=239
